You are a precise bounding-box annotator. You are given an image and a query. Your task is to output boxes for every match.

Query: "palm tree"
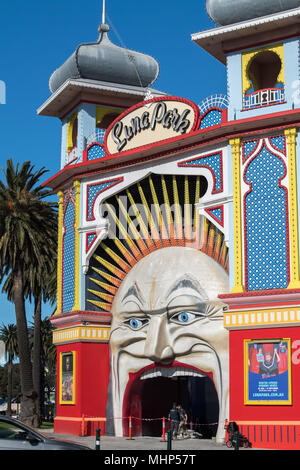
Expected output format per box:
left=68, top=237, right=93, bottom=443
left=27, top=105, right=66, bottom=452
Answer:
left=3, top=256, right=57, bottom=426
left=40, top=317, right=56, bottom=418
left=0, top=158, right=57, bottom=426
left=31, top=257, right=57, bottom=425
left=28, top=315, right=56, bottom=420
left=0, top=324, right=18, bottom=416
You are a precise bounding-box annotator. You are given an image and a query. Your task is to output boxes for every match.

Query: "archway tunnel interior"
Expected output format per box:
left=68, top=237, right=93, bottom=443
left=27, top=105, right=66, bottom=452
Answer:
left=135, top=375, right=219, bottom=438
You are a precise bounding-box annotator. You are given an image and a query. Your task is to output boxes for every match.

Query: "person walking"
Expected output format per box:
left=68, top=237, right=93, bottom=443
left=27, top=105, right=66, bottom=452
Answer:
left=168, top=403, right=180, bottom=440
left=177, top=405, right=188, bottom=438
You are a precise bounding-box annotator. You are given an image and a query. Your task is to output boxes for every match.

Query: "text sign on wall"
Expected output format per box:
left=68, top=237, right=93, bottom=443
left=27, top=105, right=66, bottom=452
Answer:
left=244, top=339, right=292, bottom=405
left=104, top=96, right=200, bottom=155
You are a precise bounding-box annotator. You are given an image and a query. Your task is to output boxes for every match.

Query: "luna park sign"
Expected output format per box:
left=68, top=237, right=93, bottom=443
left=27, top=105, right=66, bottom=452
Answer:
left=104, top=97, right=200, bottom=155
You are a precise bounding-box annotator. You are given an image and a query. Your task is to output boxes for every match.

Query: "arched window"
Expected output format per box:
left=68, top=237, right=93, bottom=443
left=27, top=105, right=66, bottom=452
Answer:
left=242, top=45, right=285, bottom=110
left=96, top=112, right=120, bottom=130
left=247, top=51, right=282, bottom=92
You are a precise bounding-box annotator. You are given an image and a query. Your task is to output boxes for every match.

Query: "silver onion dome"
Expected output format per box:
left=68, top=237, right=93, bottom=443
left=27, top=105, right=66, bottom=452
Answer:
left=49, top=23, right=159, bottom=93
left=206, top=0, right=300, bottom=26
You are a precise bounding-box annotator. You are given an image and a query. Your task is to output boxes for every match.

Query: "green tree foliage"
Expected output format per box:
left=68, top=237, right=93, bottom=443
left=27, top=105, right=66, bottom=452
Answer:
left=0, top=324, right=18, bottom=415
left=29, top=317, right=56, bottom=419
left=0, top=363, right=21, bottom=401
left=0, top=159, right=57, bottom=426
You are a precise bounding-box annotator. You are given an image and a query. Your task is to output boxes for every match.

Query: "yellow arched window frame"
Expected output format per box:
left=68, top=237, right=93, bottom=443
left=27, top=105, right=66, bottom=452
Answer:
left=67, top=113, right=78, bottom=153
left=96, top=106, right=123, bottom=129
left=242, top=44, right=285, bottom=95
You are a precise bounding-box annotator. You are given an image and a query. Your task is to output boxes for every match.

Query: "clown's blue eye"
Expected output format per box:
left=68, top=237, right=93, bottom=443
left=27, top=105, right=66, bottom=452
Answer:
left=130, top=318, right=142, bottom=329
left=124, top=318, right=148, bottom=330
left=171, top=311, right=196, bottom=324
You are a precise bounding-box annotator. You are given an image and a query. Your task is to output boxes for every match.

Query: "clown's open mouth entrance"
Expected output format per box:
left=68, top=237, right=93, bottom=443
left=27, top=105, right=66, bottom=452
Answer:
left=123, top=366, right=219, bottom=438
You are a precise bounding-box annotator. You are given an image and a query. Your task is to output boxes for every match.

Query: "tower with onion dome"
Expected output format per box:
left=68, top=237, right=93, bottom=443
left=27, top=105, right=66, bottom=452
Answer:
left=38, top=5, right=164, bottom=435
left=39, top=0, right=300, bottom=448
left=192, top=0, right=300, bottom=449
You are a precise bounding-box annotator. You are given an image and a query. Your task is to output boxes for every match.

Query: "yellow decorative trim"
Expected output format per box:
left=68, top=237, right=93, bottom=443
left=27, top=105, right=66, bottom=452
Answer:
left=55, top=191, right=64, bottom=316
left=67, top=113, right=78, bottom=153
left=244, top=338, right=292, bottom=405
left=230, top=138, right=244, bottom=293
left=53, top=326, right=110, bottom=345
left=73, top=181, right=81, bottom=311
left=224, top=306, right=300, bottom=329
left=59, top=351, right=76, bottom=405
left=242, top=44, right=285, bottom=95
left=285, top=128, right=300, bottom=288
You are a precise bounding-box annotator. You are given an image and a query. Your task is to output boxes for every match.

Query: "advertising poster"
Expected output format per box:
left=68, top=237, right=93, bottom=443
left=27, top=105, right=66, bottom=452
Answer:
left=244, top=339, right=291, bottom=405
left=60, top=352, right=75, bottom=404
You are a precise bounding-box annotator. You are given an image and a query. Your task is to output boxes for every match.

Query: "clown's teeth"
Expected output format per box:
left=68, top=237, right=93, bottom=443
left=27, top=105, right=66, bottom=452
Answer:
left=140, top=367, right=205, bottom=380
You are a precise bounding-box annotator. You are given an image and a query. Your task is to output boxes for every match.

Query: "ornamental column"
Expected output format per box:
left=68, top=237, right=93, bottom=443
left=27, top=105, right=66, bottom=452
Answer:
left=73, top=180, right=81, bottom=311
left=229, top=137, right=244, bottom=293
left=56, top=190, right=64, bottom=315
left=285, top=128, right=300, bottom=289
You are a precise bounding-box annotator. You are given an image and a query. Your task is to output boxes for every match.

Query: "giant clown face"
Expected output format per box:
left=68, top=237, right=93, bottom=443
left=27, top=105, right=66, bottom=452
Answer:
left=109, top=246, right=229, bottom=443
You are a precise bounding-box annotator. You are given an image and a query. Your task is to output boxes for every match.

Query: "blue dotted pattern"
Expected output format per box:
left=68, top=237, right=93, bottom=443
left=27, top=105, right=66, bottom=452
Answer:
left=63, top=195, right=75, bottom=313
left=209, top=207, right=222, bottom=224
left=87, top=180, right=120, bottom=220
left=87, top=144, right=106, bottom=161
left=87, top=233, right=96, bottom=248
left=243, top=141, right=258, bottom=161
left=200, top=110, right=222, bottom=129
left=180, top=152, right=222, bottom=192
left=245, top=145, right=288, bottom=291
left=269, top=135, right=285, bottom=153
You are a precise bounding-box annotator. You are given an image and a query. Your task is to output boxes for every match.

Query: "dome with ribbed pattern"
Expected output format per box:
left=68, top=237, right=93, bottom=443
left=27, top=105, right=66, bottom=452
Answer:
left=49, top=23, right=159, bottom=93
left=206, top=0, right=300, bottom=26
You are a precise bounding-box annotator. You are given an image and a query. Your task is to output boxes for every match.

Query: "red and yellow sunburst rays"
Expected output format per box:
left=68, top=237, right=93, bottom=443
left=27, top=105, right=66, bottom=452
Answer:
left=200, top=216, right=228, bottom=271
left=87, top=174, right=228, bottom=312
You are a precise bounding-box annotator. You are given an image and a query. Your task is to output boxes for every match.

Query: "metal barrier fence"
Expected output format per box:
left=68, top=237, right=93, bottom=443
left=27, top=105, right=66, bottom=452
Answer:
left=81, top=414, right=219, bottom=438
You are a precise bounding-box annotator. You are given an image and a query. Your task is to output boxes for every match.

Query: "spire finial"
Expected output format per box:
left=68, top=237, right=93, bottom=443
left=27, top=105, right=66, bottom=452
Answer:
left=98, top=0, right=110, bottom=35
left=102, top=0, right=106, bottom=24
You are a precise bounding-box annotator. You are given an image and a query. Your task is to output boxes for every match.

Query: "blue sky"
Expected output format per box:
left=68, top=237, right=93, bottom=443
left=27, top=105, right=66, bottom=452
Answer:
left=0, top=0, right=226, bottom=328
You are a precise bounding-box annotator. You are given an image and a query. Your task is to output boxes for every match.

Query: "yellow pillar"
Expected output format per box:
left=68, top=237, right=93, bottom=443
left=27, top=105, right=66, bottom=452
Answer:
left=73, top=180, right=81, bottom=311
left=230, top=138, right=244, bottom=293
left=285, top=128, right=300, bottom=289
left=55, top=191, right=64, bottom=315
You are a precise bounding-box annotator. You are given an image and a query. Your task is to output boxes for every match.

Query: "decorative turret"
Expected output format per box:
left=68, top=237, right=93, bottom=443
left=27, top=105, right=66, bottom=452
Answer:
left=206, top=0, right=300, bottom=26
left=38, top=9, right=165, bottom=173
left=49, top=23, right=159, bottom=93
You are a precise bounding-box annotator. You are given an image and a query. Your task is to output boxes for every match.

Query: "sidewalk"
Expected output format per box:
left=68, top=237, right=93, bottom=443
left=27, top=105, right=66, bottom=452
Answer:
left=39, top=429, right=258, bottom=451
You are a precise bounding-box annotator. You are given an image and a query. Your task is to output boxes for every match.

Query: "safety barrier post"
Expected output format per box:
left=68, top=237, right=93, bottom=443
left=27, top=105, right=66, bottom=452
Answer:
left=95, top=428, right=101, bottom=450
left=234, top=431, right=239, bottom=451
left=129, top=416, right=132, bottom=440
left=162, top=417, right=166, bottom=442
left=81, top=415, right=85, bottom=437
left=167, top=429, right=172, bottom=450
left=224, top=419, right=228, bottom=442
left=126, top=416, right=135, bottom=440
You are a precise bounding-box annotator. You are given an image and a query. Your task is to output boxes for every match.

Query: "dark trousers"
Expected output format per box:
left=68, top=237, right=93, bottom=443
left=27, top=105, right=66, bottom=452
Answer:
left=171, top=420, right=179, bottom=437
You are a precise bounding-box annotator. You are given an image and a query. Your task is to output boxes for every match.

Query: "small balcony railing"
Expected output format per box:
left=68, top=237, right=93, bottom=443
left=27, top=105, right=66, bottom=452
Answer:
left=86, top=129, right=106, bottom=148
left=243, top=88, right=285, bottom=110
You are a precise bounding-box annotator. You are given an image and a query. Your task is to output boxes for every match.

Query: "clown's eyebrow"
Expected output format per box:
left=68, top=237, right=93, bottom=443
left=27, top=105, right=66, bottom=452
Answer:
left=166, top=277, right=207, bottom=301
left=121, top=283, right=144, bottom=304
